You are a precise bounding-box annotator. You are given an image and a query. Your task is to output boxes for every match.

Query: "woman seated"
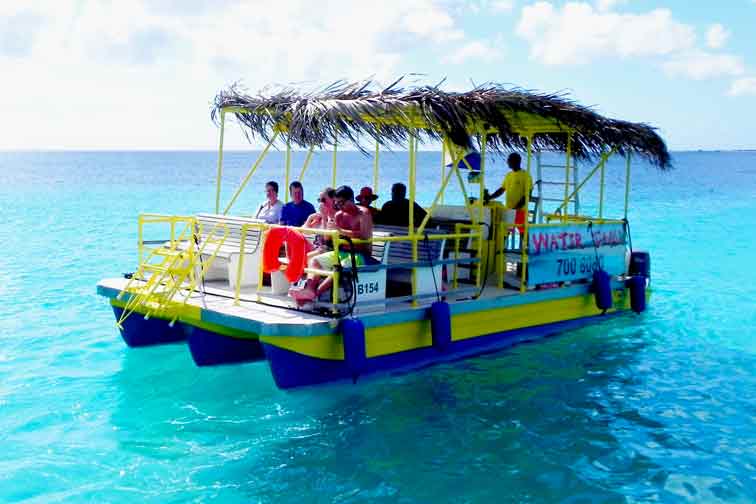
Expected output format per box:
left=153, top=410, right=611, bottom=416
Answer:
left=254, top=180, right=283, bottom=224
left=302, top=187, right=336, bottom=257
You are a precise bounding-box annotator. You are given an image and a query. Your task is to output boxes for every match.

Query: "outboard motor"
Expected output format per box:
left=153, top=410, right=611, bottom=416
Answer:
left=341, top=318, right=366, bottom=382
left=629, top=251, right=651, bottom=279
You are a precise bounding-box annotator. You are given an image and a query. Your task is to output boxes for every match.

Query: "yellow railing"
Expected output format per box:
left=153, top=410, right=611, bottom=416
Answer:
left=118, top=215, right=230, bottom=327
left=233, top=221, right=482, bottom=309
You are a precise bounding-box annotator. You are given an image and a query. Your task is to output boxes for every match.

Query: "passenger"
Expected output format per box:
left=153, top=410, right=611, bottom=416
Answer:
left=280, top=181, right=316, bottom=227
left=376, top=182, right=427, bottom=227
left=290, top=185, right=373, bottom=304
left=484, top=153, right=533, bottom=232
left=356, top=186, right=380, bottom=219
left=303, top=187, right=337, bottom=254
left=254, top=181, right=284, bottom=224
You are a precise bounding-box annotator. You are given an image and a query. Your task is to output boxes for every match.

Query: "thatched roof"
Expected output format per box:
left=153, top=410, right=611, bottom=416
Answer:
left=212, top=78, right=670, bottom=168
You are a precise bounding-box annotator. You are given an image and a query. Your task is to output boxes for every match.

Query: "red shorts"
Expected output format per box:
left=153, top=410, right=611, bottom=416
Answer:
left=514, top=209, right=526, bottom=234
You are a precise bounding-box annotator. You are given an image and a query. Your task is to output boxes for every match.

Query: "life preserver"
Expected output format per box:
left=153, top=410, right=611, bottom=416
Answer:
left=262, top=227, right=308, bottom=282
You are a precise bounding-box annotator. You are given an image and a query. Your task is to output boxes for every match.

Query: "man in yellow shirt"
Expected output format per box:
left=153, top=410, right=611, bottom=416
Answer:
left=485, top=153, right=533, bottom=232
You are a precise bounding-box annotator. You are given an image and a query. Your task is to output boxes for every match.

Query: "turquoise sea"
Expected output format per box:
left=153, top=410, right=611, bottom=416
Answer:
left=0, top=149, right=755, bottom=503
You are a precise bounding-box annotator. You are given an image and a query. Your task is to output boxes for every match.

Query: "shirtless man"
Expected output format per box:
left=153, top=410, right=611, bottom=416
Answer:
left=290, top=185, right=373, bottom=304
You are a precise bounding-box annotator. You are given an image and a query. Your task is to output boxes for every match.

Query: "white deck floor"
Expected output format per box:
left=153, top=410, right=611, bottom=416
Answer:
left=99, top=273, right=526, bottom=329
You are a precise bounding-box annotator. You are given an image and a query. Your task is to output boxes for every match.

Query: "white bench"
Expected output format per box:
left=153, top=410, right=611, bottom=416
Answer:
left=194, top=213, right=264, bottom=290
left=373, top=225, right=446, bottom=297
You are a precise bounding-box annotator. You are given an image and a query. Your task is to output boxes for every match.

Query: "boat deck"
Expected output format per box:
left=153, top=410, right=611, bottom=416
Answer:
left=98, top=274, right=594, bottom=337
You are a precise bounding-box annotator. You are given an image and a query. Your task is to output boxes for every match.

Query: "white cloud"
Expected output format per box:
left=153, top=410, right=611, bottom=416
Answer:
left=728, top=77, right=756, bottom=96
left=491, top=0, right=516, bottom=12
left=516, top=2, right=695, bottom=65
left=705, top=23, right=730, bottom=49
left=442, top=40, right=502, bottom=64
left=0, top=0, right=469, bottom=148
left=663, top=50, right=744, bottom=80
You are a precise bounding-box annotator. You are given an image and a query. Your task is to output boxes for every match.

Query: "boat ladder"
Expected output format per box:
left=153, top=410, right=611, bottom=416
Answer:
left=115, top=221, right=229, bottom=329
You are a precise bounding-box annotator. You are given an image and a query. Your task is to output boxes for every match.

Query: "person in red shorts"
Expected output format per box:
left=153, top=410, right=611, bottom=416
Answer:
left=485, top=153, right=533, bottom=234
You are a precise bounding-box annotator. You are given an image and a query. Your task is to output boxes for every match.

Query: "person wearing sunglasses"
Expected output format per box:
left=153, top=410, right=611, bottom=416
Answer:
left=303, top=187, right=337, bottom=254
left=290, top=185, right=373, bottom=304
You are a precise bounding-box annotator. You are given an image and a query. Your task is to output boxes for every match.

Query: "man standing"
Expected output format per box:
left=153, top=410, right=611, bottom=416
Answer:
left=289, top=186, right=373, bottom=304
left=485, top=153, right=533, bottom=231
left=280, top=181, right=316, bottom=227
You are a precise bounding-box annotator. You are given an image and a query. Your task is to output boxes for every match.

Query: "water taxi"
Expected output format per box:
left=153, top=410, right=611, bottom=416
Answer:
left=97, top=79, right=667, bottom=389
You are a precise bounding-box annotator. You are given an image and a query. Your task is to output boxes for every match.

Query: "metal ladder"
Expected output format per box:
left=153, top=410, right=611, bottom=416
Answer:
left=116, top=221, right=229, bottom=329
left=535, top=152, right=581, bottom=222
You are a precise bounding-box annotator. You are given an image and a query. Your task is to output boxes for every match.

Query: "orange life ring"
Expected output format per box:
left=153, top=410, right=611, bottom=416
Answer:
left=262, top=227, right=308, bottom=282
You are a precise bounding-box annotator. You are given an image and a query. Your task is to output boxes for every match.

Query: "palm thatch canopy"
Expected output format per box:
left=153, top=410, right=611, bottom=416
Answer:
left=212, top=78, right=670, bottom=168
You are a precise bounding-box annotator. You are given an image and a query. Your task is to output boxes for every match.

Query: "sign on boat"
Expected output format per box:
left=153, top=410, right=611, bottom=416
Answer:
left=96, top=78, right=669, bottom=389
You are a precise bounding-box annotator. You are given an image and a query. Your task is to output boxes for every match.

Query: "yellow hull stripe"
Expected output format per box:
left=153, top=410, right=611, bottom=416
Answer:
left=261, top=290, right=632, bottom=360
left=110, top=299, right=257, bottom=339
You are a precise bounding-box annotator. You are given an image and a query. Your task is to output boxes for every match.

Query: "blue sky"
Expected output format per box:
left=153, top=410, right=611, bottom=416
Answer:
left=1, top=0, right=755, bottom=150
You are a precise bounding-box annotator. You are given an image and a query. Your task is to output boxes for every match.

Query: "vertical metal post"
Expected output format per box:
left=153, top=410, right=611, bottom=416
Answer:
left=332, top=137, right=338, bottom=188
left=564, top=133, right=572, bottom=223
left=599, top=150, right=607, bottom=218
left=284, top=138, right=291, bottom=202
left=409, top=134, right=418, bottom=306
left=440, top=141, right=446, bottom=205
left=573, top=157, right=580, bottom=215
left=215, top=110, right=226, bottom=214
left=624, top=153, right=631, bottom=219
left=373, top=141, right=379, bottom=192
left=479, top=133, right=487, bottom=223
left=520, top=135, right=532, bottom=294
left=536, top=151, right=543, bottom=223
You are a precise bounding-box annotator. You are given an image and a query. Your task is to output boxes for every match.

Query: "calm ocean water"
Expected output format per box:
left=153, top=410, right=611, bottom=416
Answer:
left=0, top=149, right=755, bottom=503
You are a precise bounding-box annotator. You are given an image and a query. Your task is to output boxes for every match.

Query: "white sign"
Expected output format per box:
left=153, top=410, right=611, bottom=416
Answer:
left=526, top=222, right=626, bottom=286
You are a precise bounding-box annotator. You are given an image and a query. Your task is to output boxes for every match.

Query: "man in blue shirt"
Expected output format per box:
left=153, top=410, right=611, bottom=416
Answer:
left=280, top=181, right=316, bottom=227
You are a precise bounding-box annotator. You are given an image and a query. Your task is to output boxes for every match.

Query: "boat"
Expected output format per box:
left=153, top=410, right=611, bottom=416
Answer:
left=97, top=79, right=668, bottom=389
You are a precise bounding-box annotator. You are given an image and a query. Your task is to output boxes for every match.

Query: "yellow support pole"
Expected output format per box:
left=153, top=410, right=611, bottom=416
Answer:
left=417, top=159, right=458, bottom=234
left=624, top=152, right=632, bottom=219
left=331, top=233, right=340, bottom=310
left=284, top=138, right=291, bottom=203
left=332, top=137, right=338, bottom=188
left=297, top=145, right=315, bottom=181
left=520, top=135, right=533, bottom=294
left=554, top=148, right=615, bottom=216
left=479, top=133, right=487, bottom=224
left=215, top=110, right=226, bottom=214
left=564, top=133, right=572, bottom=223
left=409, top=134, right=418, bottom=306
left=440, top=141, right=446, bottom=205
left=373, top=140, right=380, bottom=192
left=599, top=149, right=607, bottom=218
left=223, top=131, right=280, bottom=215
